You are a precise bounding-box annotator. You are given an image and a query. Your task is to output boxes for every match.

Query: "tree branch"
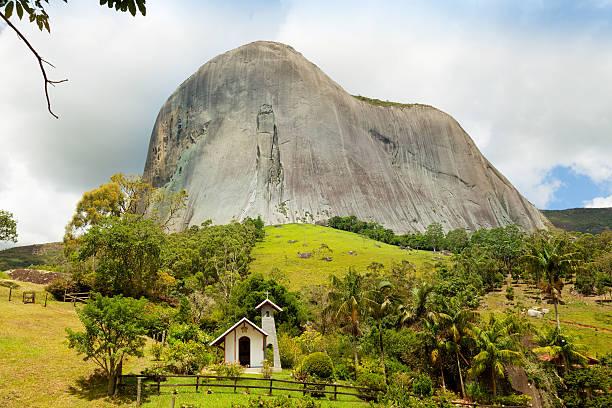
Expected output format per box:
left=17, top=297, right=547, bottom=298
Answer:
left=0, top=10, right=67, bottom=119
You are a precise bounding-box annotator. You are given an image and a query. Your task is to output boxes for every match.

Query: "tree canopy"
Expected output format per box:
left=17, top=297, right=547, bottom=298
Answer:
left=0, top=210, right=18, bottom=243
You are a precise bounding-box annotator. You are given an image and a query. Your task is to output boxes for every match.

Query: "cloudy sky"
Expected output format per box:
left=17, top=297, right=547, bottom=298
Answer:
left=1, top=0, right=612, bottom=246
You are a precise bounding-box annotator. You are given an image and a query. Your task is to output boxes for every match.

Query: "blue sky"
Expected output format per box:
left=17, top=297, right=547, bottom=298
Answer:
left=1, top=0, right=612, bottom=244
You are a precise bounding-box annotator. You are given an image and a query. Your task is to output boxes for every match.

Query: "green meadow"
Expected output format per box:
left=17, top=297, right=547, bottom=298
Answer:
left=250, top=223, right=441, bottom=289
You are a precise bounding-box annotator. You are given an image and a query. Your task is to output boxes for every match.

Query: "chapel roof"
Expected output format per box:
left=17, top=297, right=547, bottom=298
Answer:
left=255, top=298, right=283, bottom=312
left=209, top=317, right=269, bottom=346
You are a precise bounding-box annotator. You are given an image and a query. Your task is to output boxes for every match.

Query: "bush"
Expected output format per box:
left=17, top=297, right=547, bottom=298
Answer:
left=506, top=286, right=515, bottom=301
left=333, top=362, right=353, bottom=381
left=151, top=343, right=164, bottom=361
left=212, top=362, right=245, bottom=378
left=301, top=352, right=333, bottom=380
left=412, top=374, right=433, bottom=397
left=167, top=323, right=200, bottom=345
left=278, top=332, right=302, bottom=368
left=45, top=277, right=74, bottom=300
left=262, top=359, right=273, bottom=379
left=356, top=372, right=387, bottom=400
left=162, top=340, right=212, bottom=374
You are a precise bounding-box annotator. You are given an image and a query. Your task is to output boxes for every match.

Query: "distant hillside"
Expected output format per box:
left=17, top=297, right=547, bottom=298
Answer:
left=250, top=223, right=446, bottom=289
left=0, top=242, right=64, bottom=271
left=541, top=208, right=612, bottom=234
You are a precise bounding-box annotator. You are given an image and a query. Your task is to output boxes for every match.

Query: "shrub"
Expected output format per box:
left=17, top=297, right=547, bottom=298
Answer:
left=222, top=362, right=245, bottom=377
left=278, top=332, right=302, bottom=368
left=506, top=286, right=515, bottom=301
left=162, top=340, right=212, bottom=374
left=412, top=374, right=433, bottom=397
left=356, top=372, right=387, bottom=400
left=262, top=359, right=273, bottom=379
left=301, top=352, right=333, bottom=380
left=167, top=323, right=199, bottom=345
left=333, top=362, right=353, bottom=381
left=151, top=343, right=164, bottom=361
left=45, top=277, right=74, bottom=300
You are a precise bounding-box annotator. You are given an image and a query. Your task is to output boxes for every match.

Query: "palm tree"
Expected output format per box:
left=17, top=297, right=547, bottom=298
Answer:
left=532, top=325, right=588, bottom=373
left=365, top=279, right=395, bottom=383
left=523, top=232, right=578, bottom=329
left=327, top=267, right=365, bottom=374
left=437, top=298, right=479, bottom=398
left=397, top=282, right=435, bottom=328
left=469, top=314, right=523, bottom=398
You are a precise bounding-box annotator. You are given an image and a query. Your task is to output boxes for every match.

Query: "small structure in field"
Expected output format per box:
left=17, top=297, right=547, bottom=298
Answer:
left=210, top=294, right=283, bottom=370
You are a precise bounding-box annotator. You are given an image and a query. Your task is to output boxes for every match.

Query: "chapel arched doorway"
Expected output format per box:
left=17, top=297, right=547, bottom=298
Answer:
left=238, top=336, right=250, bottom=366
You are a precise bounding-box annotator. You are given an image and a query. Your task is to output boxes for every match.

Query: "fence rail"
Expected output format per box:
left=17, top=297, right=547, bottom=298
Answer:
left=63, top=291, right=90, bottom=305
left=119, top=374, right=530, bottom=407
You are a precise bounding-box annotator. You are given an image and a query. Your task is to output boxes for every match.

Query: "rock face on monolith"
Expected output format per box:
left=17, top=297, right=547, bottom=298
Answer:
left=143, top=41, right=548, bottom=233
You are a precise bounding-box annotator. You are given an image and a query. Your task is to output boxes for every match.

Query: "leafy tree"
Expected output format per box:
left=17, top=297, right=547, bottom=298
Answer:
left=77, top=215, right=166, bottom=297
left=0, top=209, right=18, bottom=243
left=424, top=222, right=444, bottom=252
left=523, top=231, right=578, bottom=329
left=445, top=228, right=468, bottom=253
left=469, top=314, right=523, bottom=398
left=66, top=293, right=148, bottom=396
left=532, top=326, right=588, bottom=373
left=0, top=0, right=146, bottom=118
left=327, top=267, right=366, bottom=373
left=365, top=279, right=395, bottom=383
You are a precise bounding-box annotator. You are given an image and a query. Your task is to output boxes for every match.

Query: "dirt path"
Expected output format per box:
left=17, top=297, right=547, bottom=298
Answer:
left=549, top=319, right=612, bottom=333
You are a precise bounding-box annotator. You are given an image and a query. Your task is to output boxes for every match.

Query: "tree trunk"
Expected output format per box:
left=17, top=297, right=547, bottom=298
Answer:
left=107, top=368, right=116, bottom=396
left=440, top=366, right=446, bottom=389
left=492, top=364, right=497, bottom=398
left=554, top=299, right=561, bottom=330
left=456, top=350, right=466, bottom=398
left=352, top=333, right=359, bottom=379
left=378, top=324, right=387, bottom=384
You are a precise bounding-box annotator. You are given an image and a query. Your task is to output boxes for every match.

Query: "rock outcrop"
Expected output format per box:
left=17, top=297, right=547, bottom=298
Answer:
left=143, top=41, right=549, bottom=233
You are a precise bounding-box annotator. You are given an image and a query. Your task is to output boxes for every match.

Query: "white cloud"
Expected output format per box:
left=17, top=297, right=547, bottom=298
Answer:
left=583, top=195, right=612, bottom=208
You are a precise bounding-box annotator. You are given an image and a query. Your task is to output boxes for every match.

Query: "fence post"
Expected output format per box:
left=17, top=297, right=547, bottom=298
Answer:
left=333, top=383, right=337, bottom=400
left=63, top=289, right=66, bottom=302
left=196, top=375, right=199, bottom=393
left=44, top=293, right=48, bottom=307
left=269, top=378, right=273, bottom=395
left=171, top=396, right=175, bottom=408
left=303, top=381, right=307, bottom=396
left=233, top=377, right=238, bottom=393
left=8, top=285, right=12, bottom=301
left=136, top=377, right=142, bottom=406
left=157, top=376, right=161, bottom=395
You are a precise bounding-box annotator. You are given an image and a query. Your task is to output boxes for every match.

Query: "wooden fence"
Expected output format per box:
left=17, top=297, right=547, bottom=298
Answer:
left=119, top=374, right=377, bottom=403
left=118, top=374, right=531, bottom=407
left=63, top=291, right=90, bottom=305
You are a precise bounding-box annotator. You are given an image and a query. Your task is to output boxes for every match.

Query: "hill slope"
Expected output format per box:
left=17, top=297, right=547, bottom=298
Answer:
left=0, top=242, right=63, bottom=271
left=143, top=41, right=548, bottom=233
left=249, top=223, right=443, bottom=289
left=541, top=208, right=612, bottom=234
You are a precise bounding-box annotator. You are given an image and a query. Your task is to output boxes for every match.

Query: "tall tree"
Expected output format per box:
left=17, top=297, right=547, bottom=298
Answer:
left=437, top=298, right=479, bottom=398
left=469, top=314, right=523, bottom=398
left=397, top=282, right=435, bottom=328
left=523, top=231, right=578, bottom=329
left=0, top=210, right=18, bottom=243
left=365, top=279, right=395, bottom=383
left=77, top=215, right=166, bottom=297
left=425, top=222, right=444, bottom=252
left=327, top=267, right=365, bottom=374
left=66, top=293, right=148, bottom=396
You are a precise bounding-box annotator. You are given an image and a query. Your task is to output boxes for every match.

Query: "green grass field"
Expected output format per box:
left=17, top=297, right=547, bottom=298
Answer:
left=482, top=283, right=612, bottom=356
left=250, top=224, right=441, bottom=289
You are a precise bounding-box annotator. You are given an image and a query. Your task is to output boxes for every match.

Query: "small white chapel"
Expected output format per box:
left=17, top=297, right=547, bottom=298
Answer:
left=210, top=296, right=283, bottom=370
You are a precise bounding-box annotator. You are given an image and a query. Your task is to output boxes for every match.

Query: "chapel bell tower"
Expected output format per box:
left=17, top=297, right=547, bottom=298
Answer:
left=255, top=294, right=282, bottom=370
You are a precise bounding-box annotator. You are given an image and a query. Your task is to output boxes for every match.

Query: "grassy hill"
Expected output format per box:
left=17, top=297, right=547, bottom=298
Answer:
left=0, top=242, right=64, bottom=271
left=250, top=223, right=443, bottom=289
left=541, top=208, right=612, bottom=234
